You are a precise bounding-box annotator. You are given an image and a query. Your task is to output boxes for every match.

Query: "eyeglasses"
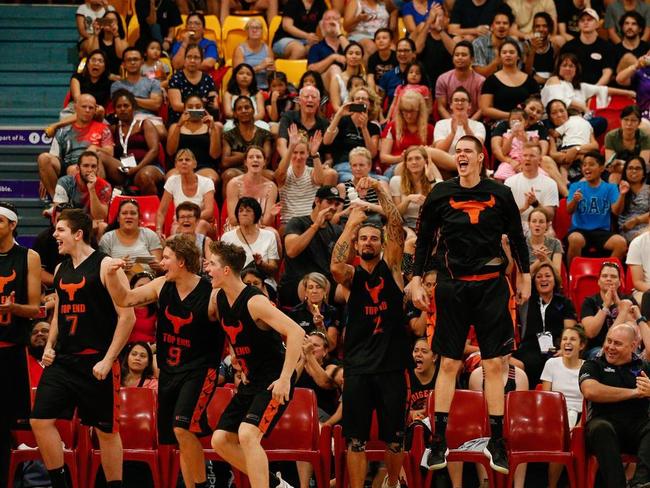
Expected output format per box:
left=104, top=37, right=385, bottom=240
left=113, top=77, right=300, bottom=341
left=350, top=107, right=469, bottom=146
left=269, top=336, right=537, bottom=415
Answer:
left=601, top=261, right=620, bottom=271
left=186, top=55, right=202, bottom=60
left=627, top=166, right=644, bottom=171
left=125, top=57, right=142, bottom=63
left=397, top=49, right=412, bottom=53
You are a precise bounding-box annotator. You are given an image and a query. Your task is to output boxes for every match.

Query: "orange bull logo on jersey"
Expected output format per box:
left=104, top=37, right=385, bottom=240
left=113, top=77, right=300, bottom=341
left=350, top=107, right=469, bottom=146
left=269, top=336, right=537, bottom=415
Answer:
left=222, top=319, right=244, bottom=345
left=0, top=269, right=16, bottom=294
left=59, top=276, right=86, bottom=301
left=164, top=306, right=193, bottom=335
left=364, top=277, right=386, bottom=335
left=449, top=195, right=496, bottom=224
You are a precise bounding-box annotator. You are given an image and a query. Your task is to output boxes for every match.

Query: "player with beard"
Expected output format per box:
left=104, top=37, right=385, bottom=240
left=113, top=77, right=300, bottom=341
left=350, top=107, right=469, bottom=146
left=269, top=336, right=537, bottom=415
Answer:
left=0, top=203, right=41, bottom=486
left=31, top=209, right=134, bottom=488
left=52, top=151, right=111, bottom=221
left=330, top=177, right=410, bottom=488
left=208, top=241, right=305, bottom=488
left=105, top=234, right=222, bottom=488
left=407, top=135, right=530, bottom=475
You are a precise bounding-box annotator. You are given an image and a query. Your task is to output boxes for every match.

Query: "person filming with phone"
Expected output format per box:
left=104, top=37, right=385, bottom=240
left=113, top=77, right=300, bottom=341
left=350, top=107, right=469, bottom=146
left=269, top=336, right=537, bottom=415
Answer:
left=323, top=86, right=382, bottom=182
left=170, top=11, right=218, bottom=72
left=166, top=94, right=222, bottom=187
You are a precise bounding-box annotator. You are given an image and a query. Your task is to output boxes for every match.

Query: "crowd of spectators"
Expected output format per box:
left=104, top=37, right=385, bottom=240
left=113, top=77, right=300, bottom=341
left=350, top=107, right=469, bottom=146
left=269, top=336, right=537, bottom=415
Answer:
left=24, top=0, right=650, bottom=484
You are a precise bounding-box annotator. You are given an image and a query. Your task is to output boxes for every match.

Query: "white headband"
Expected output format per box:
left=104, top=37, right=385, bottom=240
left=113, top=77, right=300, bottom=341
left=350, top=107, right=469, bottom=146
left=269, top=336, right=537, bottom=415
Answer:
left=0, top=207, right=18, bottom=223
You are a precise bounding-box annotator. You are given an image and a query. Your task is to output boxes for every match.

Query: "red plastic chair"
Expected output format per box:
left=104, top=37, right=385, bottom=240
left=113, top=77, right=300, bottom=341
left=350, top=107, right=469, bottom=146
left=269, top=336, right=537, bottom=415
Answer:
left=8, top=419, right=83, bottom=488
left=107, top=195, right=161, bottom=231
left=625, top=267, right=636, bottom=295
left=87, top=388, right=161, bottom=488
left=504, top=390, right=577, bottom=488
left=569, top=257, right=624, bottom=317
left=553, top=198, right=571, bottom=242
left=412, top=390, right=500, bottom=488
left=332, top=409, right=415, bottom=488
left=263, top=388, right=332, bottom=488
left=167, top=387, right=244, bottom=488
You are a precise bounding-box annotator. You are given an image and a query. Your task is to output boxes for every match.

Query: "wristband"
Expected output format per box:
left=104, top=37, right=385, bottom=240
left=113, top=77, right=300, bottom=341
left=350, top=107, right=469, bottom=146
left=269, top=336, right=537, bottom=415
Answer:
left=310, top=152, right=321, bottom=159
left=601, top=305, right=610, bottom=315
left=638, top=316, right=648, bottom=325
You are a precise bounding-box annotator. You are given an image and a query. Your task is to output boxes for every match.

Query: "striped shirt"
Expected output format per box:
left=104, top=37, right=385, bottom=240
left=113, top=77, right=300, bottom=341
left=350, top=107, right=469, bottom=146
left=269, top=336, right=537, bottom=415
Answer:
left=280, top=166, right=318, bottom=225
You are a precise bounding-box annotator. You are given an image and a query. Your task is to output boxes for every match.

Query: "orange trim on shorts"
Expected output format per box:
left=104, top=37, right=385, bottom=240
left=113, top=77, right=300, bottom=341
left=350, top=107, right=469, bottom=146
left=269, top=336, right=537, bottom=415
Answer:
left=457, top=271, right=501, bottom=282
left=505, top=275, right=519, bottom=347
left=426, top=285, right=437, bottom=349
left=112, top=360, right=121, bottom=433
left=258, top=399, right=281, bottom=434
left=189, top=368, right=217, bottom=434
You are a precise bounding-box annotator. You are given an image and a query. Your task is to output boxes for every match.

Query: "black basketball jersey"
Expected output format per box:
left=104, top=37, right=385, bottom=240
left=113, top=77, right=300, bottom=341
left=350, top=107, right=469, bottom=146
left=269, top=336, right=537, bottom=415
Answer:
left=54, top=251, right=117, bottom=355
left=216, top=285, right=285, bottom=386
left=157, top=278, right=223, bottom=373
left=0, top=244, right=29, bottom=345
left=344, top=260, right=410, bottom=375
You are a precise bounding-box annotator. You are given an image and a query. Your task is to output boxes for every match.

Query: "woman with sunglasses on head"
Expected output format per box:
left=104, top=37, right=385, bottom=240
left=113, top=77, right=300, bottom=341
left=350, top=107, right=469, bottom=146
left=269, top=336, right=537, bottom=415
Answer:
left=99, top=199, right=164, bottom=275
left=581, top=261, right=638, bottom=359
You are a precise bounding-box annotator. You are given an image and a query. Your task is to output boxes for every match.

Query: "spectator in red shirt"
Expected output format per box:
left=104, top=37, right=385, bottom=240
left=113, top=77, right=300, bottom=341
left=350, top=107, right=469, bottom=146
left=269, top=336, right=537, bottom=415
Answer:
left=27, top=320, right=50, bottom=388
left=379, top=90, right=434, bottom=178
left=52, top=151, right=111, bottom=223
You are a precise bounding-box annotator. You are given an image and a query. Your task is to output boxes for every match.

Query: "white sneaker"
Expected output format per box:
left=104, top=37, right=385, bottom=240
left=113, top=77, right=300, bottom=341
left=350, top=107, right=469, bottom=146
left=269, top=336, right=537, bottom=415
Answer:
left=380, top=475, right=401, bottom=488
left=275, top=471, right=294, bottom=488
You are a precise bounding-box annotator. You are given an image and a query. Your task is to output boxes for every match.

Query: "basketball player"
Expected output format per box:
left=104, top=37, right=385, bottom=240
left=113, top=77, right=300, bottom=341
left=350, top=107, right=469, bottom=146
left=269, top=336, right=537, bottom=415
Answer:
left=330, top=177, right=410, bottom=488
left=0, top=202, right=41, bottom=485
left=208, top=241, right=305, bottom=488
left=30, top=209, right=135, bottom=488
left=105, top=234, right=223, bottom=488
left=407, top=135, right=531, bottom=474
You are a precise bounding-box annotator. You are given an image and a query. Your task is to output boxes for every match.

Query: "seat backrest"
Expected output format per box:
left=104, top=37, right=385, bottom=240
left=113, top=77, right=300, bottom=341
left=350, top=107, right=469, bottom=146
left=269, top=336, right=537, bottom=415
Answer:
left=274, top=59, right=307, bottom=87
left=504, top=390, right=569, bottom=452
left=107, top=195, right=161, bottom=230
left=268, top=15, right=282, bottom=47
left=446, top=390, right=488, bottom=448
left=552, top=198, right=570, bottom=241
left=569, top=257, right=624, bottom=292
left=118, top=387, right=157, bottom=450
left=262, top=388, right=319, bottom=451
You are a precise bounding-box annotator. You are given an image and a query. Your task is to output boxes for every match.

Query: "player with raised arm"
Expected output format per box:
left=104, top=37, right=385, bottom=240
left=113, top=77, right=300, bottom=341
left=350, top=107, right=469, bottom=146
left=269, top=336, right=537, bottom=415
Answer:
left=105, top=234, right=223, bottom=488
left=330, top=177, right=410, bottom=488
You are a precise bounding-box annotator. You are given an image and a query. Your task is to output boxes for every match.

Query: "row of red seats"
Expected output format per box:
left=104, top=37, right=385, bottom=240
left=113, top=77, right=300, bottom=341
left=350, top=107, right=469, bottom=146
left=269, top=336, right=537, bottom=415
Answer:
left=10, top=387, right=628, bottom=488
left=9, top=387, right=330, bottom=488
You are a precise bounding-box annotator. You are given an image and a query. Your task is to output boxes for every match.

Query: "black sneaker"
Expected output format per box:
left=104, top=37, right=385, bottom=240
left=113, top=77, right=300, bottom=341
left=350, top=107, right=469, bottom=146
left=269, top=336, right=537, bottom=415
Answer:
left=421, top=435, right=449, bottom=471
left=483, top=437, right=509, bottom=475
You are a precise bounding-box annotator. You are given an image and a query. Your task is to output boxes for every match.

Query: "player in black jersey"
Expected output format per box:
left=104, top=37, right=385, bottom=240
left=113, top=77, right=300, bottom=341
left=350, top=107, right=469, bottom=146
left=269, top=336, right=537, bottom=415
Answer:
left=105, top=234, right=222, bottom=488
left=0, top=203, right=42, bottom=486
left=207, top=241, right=305, bottom=488
left=30, top=209, right=135, bottom=488
left=330, top=177, right=410, bottom=488
left=406, top=136, right=531, bottom=475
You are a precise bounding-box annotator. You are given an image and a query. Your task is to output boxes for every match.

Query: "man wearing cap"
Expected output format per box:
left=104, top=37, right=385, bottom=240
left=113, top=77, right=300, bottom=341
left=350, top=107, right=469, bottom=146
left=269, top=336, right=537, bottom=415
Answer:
left=278, top=185, right=344, bottom=308
left=560, top=8, right=615, bottom=85
left=0, top=202, right=42, bottom=486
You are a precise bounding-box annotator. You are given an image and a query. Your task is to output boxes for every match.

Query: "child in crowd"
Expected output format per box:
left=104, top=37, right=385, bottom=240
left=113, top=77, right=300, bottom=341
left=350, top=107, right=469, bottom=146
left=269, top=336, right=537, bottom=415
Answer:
left=76, top=0, right=114, bottom=54
left=367, top=28, right=397, bottom=92
left=494, top=108, right=540, bottom=180
left=141, top=40, right=171, bottom=87
left=387, top=61, right=431, bottom=121
left=566, top=151, right=628, bottom=264
left=265, top=71, right=295, bottom=123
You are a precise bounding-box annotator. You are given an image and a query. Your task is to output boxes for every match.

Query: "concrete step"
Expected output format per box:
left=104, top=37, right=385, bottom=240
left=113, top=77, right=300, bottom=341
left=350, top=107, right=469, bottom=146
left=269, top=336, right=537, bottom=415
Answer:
left=0, top=28, right=78, bottom=43
left=0, top=107, right=63, bottom=126
left=0, top=5, right=77, bottom=21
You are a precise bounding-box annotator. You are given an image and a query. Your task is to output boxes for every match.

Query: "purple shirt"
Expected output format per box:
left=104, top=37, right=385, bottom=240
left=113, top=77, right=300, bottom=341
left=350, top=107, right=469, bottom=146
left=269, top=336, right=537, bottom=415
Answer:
left=633, top=68, right=650, bottom=119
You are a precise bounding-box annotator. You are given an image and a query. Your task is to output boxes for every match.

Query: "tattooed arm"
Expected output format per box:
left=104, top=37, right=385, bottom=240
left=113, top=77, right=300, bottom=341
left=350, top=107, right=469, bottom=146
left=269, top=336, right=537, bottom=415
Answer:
left=330, top=207, right=367, bottom=292
left=359, top=177, right=406, bottom=288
